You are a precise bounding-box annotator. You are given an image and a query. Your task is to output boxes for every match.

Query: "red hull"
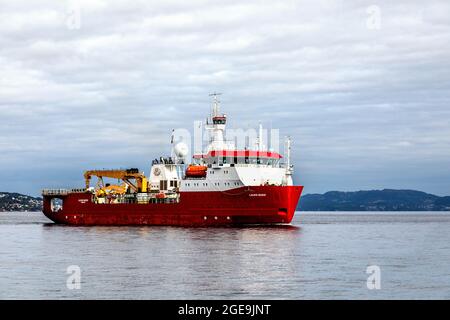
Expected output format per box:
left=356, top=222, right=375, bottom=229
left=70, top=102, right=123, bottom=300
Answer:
left=42, top=186, right=303, bottom=226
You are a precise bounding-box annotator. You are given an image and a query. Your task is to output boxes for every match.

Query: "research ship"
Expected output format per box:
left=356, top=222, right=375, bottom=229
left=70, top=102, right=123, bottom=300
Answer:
left=42, top=95, right=303, bottom=226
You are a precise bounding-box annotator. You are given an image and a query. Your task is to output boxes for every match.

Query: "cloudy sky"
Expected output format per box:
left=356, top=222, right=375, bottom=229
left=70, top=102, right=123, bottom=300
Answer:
left=1, top=0, right=449, bottom=196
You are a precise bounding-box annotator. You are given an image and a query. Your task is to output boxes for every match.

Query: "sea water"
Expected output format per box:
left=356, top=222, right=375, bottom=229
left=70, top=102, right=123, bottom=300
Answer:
left=0, top=211, right=449, bottom=299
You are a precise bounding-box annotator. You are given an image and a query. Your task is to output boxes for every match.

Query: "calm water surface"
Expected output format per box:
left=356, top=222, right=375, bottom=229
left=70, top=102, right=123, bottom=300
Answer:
left=1, top=211, right=449, bottom=299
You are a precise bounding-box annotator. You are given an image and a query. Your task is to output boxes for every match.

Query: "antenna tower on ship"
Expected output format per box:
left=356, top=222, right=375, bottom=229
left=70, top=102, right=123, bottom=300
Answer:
left=209, top=92, right=222, bottom=118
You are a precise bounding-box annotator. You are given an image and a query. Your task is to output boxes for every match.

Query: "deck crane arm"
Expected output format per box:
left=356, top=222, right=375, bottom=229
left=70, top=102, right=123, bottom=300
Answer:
left=84, top=169, right=148, bottom=193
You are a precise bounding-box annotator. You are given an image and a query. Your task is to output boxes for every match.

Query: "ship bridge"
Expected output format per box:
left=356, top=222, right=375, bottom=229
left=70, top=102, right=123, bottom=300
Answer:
left=193, top=150, right=283, bottom=166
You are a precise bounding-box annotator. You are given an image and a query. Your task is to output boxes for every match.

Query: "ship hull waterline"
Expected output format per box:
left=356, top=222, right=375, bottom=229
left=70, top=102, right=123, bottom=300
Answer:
left=42, top=186, right=303, bottom=226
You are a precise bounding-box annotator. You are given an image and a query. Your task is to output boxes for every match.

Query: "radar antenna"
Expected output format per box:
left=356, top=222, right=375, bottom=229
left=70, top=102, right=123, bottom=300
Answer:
left=209, top=92, right=222, bottom=117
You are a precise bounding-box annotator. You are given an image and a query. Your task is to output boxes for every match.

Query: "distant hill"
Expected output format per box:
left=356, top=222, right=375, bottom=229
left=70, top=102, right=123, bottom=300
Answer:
left=0, top=192, right=42, bottom=212
left=299, top=189, right=450, bottom=211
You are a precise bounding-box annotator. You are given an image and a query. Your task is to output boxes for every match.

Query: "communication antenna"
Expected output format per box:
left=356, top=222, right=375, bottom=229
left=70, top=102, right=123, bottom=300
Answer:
left=258, top=122, right=263, bottom=151
left=170, top=129, right=175, bottom=158
left=285, top=136, right=292, bottom=174
left=209, top=92, right=222, bottom=117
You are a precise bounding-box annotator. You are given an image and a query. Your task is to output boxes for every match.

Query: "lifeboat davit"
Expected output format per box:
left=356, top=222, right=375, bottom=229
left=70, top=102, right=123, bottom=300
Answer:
left=185, top=165, right=207, bottom=178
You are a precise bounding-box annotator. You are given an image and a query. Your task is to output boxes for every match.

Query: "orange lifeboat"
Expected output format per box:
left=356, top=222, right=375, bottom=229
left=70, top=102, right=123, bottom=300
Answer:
left=155, top=193, right=166, bottom=199
left=185, top=165, right=207, bottom=178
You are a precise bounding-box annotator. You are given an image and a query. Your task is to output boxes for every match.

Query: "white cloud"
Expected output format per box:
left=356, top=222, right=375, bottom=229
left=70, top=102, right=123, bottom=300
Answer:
left=0, top=0, right=449, bottom=195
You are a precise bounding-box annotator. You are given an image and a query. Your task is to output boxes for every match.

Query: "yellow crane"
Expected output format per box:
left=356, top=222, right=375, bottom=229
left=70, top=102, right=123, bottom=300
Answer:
left=84, top=168, right=148, bottom=193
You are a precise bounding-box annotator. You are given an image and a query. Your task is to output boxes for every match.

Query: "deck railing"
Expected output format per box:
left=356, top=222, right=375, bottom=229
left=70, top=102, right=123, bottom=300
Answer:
left=42, top=188, right=86, bottom=196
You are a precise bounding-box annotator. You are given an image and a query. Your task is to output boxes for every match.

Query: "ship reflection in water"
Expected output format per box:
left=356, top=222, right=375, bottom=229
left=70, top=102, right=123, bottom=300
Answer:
left=1, top=212, right=450, bottom=299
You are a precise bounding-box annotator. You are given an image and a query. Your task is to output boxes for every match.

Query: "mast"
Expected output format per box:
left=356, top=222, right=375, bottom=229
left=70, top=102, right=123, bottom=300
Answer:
left=170, top=129, right=175, bottom=159
left=209, top=92, right=222, bottom=119
left=284, top=136, right=293, bottom=185
left=206, top=92, right=227, bottom=151
left=285, top=136, right=294, bottom=174
left=258, top=123, right=263, bottom=151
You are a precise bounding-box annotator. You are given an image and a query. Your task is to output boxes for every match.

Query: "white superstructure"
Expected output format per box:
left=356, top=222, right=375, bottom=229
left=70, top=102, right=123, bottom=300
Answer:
left=147, top=94, right=294, bottom=193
